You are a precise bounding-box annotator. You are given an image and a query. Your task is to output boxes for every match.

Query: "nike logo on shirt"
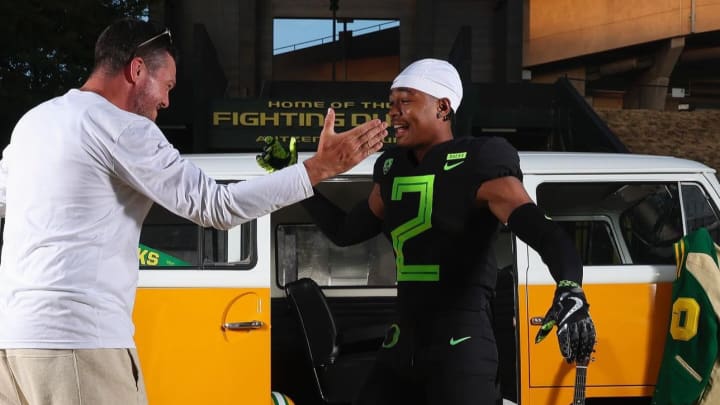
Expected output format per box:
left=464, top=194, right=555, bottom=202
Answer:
left=443, top=161, right=465, bottom=171
left=449, top=336, right=472, bottom=346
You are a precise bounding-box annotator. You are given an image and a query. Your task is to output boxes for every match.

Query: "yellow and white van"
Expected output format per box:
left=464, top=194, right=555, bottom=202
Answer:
left=133, top=151, right=720, bottom=405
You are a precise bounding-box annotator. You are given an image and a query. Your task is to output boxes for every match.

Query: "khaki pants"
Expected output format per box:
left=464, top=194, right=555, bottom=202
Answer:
left=0, top=348, right=147, bottom=405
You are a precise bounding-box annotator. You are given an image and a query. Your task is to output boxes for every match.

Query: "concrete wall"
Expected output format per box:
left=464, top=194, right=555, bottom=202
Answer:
left=696, top=0, right=720, bottom=32
left=165, top=0, right=258, bottom=96
left=524, top=0, right=720, bottom=67
left=167, top=0, right=520, bottom=97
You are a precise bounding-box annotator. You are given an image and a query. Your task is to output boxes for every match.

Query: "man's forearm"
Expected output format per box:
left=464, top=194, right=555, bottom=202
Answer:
left=303, top=157, right=335, bottom=186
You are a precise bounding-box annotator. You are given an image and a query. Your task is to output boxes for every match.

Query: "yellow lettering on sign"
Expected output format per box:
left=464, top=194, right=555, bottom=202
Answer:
left=138, top=247, right=147, bottom=264
left=267, top=100, right=326, bottom=109
left=214, top=102, right=392, bottom=128
left=213, top=112, right=328, bottom=128
left=333, top=113, right=345, bottom=127
left=307, top=113, right=324, bottom=127
left=351, top=113, right=392, bottom=126
left=361, top=101, right=391, bottom=109
left=299, top=136, right=317, bottom=143
left=213, top=112, right=232, bottom=125
left=253, top=134, right=392, bottom=146
left=279, top=112, right=298, bottom=126
left=138, top=248, right=160, bottom=266
left=147, top=252, right=159, bottom=266
left=351, top=113, right=372, bottom=126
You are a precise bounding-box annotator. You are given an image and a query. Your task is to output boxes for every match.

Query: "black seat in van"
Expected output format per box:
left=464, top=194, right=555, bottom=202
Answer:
left=285, top=277, right=380, bottom=404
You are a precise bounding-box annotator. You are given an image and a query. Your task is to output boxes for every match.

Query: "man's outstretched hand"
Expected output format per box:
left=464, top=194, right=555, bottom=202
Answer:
left=535, top=280, right=596, bottom=363
left=303, top=108, right=387, bottom=185
left=256, top=136, right=297, bottom=172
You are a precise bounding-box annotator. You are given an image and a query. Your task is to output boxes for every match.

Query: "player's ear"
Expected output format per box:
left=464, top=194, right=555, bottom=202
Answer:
left=436, top=99, right=450, bottom=120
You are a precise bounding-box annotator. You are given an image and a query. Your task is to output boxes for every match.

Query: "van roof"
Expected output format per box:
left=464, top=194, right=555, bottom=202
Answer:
left=517, top=152, right=714, bottom=175
left=185, top=151, right=715, bottom=177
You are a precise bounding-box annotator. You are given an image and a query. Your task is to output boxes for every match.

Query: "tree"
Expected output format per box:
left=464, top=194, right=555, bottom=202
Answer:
left=0, top=0, right=153, bottom=147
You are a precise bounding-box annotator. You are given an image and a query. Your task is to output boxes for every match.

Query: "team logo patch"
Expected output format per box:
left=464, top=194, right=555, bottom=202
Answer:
left=446, top=152, right=467, bottom=160
left=382, top=323, right=400, bottom=348
left=383, top=158, right=394, bottom=175
left=444, top=151, right=467, bottom=171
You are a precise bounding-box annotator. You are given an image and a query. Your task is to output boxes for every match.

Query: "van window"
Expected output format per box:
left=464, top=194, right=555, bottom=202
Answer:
left=140, top=203, right=256, bottom=269
left=276, top=224, right=394, bottom=287
left=618, top=184, right=682, bottom=264
left=273, top=179, right=720, bottom=284
left=681, top=183, right=720, bottom=242
left=556, top=218, right=621, bottom=265
left=273, top=177, right=396, bottom=288
left=537, top=182, right=683, bottom=265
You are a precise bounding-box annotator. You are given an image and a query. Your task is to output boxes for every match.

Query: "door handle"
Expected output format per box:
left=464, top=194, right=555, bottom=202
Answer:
left=530, top=317, right=544, bottom=325
left=222, top=320, right=264, bottom=331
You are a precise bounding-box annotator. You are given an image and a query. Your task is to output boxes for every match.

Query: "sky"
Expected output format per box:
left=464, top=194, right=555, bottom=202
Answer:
left=273, top=18, right=398, bottom=55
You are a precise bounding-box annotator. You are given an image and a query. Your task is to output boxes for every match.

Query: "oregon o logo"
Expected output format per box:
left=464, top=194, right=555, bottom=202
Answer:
left=670, top=297, right=700, bottom=341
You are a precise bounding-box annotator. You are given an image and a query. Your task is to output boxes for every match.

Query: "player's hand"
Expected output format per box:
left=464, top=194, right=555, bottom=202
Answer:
left=535, top=280, right=596, bottom=363
left=256, top=136, right=297, bottom=173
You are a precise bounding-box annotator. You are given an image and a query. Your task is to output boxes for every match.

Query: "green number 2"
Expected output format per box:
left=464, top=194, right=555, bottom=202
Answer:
left=390, top=175, right=439, bottom=281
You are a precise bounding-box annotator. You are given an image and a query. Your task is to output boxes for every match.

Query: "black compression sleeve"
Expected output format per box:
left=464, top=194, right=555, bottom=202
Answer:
left=507, top=202, right=583, bottom=285
left=300, top=190, right=382, bottom=247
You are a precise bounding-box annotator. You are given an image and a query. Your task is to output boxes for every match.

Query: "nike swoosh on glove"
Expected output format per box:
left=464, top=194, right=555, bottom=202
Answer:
left=535, top=280, right=596, bottom=363
left=256, top=136, right=297, bottom=173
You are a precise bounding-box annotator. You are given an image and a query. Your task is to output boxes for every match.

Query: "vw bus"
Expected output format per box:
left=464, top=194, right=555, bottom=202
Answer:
left=133, top=151, right=720, bottom=404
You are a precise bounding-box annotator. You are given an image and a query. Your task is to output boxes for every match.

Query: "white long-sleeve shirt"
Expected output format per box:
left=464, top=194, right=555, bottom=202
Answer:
left=0, top=89, right=313, bottom=348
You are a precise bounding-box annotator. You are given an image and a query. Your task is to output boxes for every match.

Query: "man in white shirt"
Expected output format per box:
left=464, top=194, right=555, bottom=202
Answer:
left=0, top=18, right=387, bottom=405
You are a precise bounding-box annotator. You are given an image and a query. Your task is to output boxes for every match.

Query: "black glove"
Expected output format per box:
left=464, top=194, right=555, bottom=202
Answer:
left=535, top=280, right=596, bottom=363
left=256, top=136, right=297, bottom=173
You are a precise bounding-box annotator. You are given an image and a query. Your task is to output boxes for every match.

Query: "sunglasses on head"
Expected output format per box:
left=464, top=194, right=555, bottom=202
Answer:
left=135, top=28, right=172, bottom=50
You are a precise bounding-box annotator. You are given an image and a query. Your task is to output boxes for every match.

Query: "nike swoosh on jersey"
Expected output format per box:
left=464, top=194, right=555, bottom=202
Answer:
left=559, top=296, right=584, bottom=326
left=449, top=336, right=472, bottom=346
left=443, top=160, right=465, bottom=171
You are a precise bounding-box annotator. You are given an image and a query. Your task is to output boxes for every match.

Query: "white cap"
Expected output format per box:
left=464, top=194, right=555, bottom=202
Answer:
left=391, top=58, right=463, bottom=112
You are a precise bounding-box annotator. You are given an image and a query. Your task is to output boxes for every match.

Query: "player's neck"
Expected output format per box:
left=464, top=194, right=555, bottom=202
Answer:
left=412, top=131, right=454, bottom=162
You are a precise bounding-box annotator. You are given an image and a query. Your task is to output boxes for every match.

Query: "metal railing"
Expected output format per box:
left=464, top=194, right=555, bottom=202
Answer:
left=273, top=20, right=399, bottom=55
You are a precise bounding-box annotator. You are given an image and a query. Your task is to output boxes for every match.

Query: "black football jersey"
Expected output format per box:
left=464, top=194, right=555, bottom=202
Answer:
left=373, top=136, right=522, bottom=316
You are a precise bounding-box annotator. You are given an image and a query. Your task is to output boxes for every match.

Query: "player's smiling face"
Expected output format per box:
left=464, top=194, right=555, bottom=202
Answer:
left=389, top=87, right=441, bottom=149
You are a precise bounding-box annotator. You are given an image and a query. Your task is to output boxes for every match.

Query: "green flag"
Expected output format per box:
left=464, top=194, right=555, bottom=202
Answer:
left=138, top=244, right=190, bottom=267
